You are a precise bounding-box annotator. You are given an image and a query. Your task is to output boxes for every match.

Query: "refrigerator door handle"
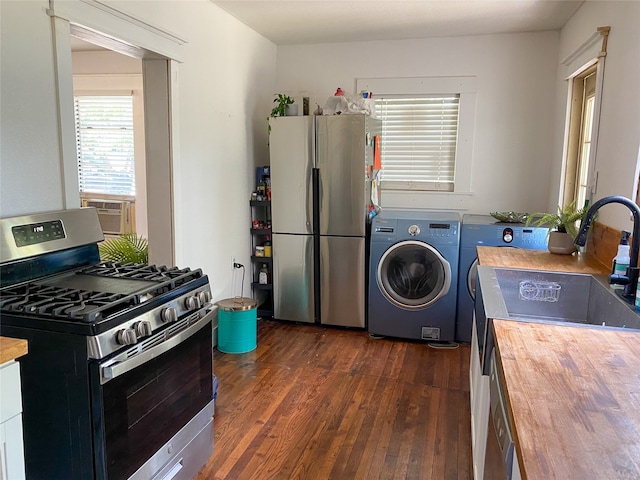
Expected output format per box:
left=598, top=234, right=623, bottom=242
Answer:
left=312, top=167, right=320, bottom=234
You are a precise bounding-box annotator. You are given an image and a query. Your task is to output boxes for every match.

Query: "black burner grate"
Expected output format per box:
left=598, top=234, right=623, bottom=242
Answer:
left=81, top=262, right=201, bottom=285
left=0, top=284, right=139, bottom=323
left=0, top=262, right=204, bottom=324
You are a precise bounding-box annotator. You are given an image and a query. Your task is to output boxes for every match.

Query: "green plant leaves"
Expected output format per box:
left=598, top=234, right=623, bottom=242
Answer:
left=99, top=233, right=149, bottom=264
left=269, top=93, right=294, bottom=118
left=526, top=201, right=588, bottom=239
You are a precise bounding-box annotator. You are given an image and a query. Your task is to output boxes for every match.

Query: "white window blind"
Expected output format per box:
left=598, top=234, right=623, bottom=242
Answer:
left=75, top=95, right=135, bottom=195
left=375, top=95, right=460, bottom=191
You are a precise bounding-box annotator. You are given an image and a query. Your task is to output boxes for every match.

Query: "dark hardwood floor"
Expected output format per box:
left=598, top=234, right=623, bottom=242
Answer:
left=195, top=319, right=471, bottom=480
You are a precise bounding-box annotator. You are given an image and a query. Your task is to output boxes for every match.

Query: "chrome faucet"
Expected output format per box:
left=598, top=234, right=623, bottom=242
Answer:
left=575, top=195, right=640, bottom=301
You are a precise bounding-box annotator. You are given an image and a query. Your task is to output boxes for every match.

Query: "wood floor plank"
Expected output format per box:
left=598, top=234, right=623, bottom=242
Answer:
left=195, top=319, right=472, bottom=480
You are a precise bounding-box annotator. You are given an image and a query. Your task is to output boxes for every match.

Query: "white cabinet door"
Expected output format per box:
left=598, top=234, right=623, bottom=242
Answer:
left=513, top=453, right=522, bottom=480
left=0, top=361, right=26, bottom=480
left=470, top=314, right=490, bottom=480
left=0, top=362, right=21, bottom=422
left=0, top=414, right=26, bottom=480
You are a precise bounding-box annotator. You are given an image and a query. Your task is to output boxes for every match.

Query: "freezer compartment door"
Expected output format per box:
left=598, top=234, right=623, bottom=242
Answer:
left=319, top=236, right=365, bottom=328
left=316, top=115, right=368, bottom=237
left=272, top=233, right=315, bottom=323
left=270, top=117, right=314, bottom=235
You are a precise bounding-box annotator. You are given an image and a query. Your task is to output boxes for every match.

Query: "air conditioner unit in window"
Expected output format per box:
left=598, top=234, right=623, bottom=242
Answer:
left=81, top=198, right=135, bottom=235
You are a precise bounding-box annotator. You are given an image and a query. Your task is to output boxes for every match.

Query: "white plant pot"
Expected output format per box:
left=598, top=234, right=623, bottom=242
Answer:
left=285, top=104, right=298, bottom=116
left=548, top=231, right=576, bottom=255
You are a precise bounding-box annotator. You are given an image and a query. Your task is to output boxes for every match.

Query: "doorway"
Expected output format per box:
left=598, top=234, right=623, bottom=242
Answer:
left=65, top=25, right=175, bottom=266
left=71, top=37, right=146, bottom=239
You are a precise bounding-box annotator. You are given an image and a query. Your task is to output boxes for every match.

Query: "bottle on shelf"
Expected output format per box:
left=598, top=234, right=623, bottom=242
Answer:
left=257, top=180, right=266, bottom=200
left=259, top=264, right=269, bottom=285
left=264, top=236, right=271, bottom=257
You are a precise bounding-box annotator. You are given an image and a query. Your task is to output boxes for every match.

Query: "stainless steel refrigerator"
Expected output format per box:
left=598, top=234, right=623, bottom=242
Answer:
left=269, top=114, right=380, bottom=328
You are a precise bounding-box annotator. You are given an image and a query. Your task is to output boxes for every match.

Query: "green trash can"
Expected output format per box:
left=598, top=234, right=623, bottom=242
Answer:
left=216, top=297, right=258, bottom=354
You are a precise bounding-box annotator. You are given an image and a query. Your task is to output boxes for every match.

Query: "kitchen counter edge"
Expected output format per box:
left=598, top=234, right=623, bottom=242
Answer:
left=479, top=246, right=639, bottom=479
left=492, top=320, right=640, bottom=480
left=0, top=337, right=28, bottom=364
left=476, top=246, right=609, bottom=275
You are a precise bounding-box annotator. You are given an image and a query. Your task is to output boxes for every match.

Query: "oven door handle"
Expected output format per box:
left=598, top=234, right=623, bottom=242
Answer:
left=101, top=309, right=213, bottom=384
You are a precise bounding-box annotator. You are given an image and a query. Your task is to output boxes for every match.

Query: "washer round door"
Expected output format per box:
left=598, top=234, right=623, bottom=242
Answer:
left=377, top=240, right=451, bottom=309
left=468, top=258, right=479, bottom=300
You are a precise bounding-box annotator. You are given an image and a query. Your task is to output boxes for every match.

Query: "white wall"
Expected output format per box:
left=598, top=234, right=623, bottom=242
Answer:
left=0, top=0, right=277, bottom=303
left=552, top=0, right=640, bottom=231
left=275, top=32, right=560, bottom=214
left=1, top=0, right=66, bottom=214
left=72, top=50, right=142, bottom=75
left=117, top=1, right=276, bottom=301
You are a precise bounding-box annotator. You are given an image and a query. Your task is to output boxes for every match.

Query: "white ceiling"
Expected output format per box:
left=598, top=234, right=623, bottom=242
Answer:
left=211, top=0, right=585, bottom=45
left=70, top=0, right=585, bottom=51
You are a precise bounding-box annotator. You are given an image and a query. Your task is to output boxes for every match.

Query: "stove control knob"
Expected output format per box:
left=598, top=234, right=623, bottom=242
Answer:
left=161, top=307, right=178, bottom=323
left=185, top=295, right=202, bottom=311
left=134, top=320, right=153, bottom=338
left=197, top=291, right=212, bottom=305
left=116, top=328, right=138, bottom=346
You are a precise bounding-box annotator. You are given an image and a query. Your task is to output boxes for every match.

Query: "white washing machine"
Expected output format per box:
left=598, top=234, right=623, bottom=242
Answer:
left=368, top=210, right=460, bottom=342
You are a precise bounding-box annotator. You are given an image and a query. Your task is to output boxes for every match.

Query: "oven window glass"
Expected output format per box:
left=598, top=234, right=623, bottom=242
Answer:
left=378, top=241, right=450, bottom=309
left=99, top=322, right=212, bottom=480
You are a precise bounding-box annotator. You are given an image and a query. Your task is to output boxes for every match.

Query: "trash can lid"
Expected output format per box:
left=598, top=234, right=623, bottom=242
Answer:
left=216, top=297, right=257, bottom=312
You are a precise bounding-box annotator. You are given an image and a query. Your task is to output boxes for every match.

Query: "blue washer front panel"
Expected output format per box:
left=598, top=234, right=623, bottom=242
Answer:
left=455, top=214, right=548, bottom=343
left=368, top=210, right=460, bottom=342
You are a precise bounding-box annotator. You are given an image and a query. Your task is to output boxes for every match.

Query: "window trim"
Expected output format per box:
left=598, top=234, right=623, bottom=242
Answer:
left=559, top=58, right=605, bottom=209
left=357, top=76, right=477, bottom=197
left=561, top=65, right=597, bottom=208
left=558, top=28, right=609, bottom=209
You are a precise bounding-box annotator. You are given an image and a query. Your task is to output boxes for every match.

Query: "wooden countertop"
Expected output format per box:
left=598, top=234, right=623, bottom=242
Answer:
left=477, top=246, right=609, bottom=275
left=493, top=320, right=640, bottom=479
left=0, top=337, right=28, bottom=364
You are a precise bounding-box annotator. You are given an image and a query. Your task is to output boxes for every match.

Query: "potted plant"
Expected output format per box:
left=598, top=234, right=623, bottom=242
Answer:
left=267, top=93, right=296, bottom=133
left=526, top=201, right=588, bottom=254
left=269, top=93, right=296, bottom=118
left=99, top=233, right=149, bottom=264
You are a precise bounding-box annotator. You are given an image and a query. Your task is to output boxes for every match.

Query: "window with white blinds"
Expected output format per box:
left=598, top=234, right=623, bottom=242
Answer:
left=75, top=95, right=135, bottom=195
left=375, top=95, right=460, bottom=191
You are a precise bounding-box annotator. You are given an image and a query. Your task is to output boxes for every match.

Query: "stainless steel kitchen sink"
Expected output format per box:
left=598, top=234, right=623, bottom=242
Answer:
left=476, top=265, right=640, bottom=375
left=490, top=267, right=640, bottom=329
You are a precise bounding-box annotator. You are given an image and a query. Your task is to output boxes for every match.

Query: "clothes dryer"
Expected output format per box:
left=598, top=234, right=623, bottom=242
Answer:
left=455, top=214, right=548, bottom=343
left=368, top=210, right=460, bottom=342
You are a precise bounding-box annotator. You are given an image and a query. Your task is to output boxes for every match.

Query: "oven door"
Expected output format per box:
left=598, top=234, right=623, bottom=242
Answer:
left=91, top=309, right=214, bottom=480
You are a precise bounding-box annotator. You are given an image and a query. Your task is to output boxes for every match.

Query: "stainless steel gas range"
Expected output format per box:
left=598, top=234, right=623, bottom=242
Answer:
left=0, top=208, right=215, bottom=480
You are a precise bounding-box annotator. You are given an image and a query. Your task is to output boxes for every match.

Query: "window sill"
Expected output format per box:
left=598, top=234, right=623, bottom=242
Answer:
left=380, top=190, right=473, bottom=211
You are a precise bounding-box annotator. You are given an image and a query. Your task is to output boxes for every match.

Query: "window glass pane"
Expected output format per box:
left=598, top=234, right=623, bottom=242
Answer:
left=375, top=95, right=460, bottom=191
left=576, top=95, right=595, bottom=209
left=75, top=96, right=135, bottom=196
